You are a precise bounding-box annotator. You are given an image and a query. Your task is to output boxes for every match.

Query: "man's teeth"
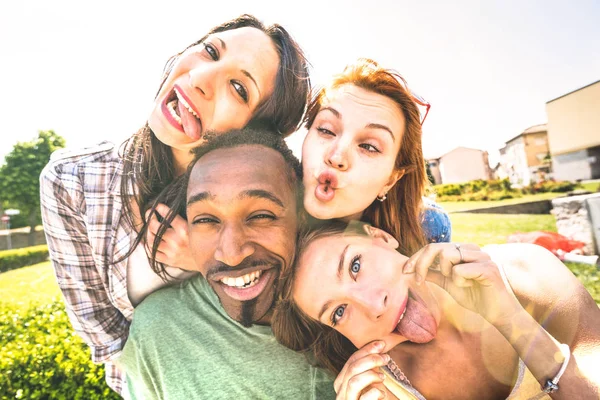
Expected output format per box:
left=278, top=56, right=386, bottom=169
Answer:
left=174, top=88, right=200, bottom=119
left=220, top=271, right=262, bottom=289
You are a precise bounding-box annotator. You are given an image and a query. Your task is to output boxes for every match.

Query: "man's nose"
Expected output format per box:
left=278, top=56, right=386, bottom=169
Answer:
left=353, top=287, right=389, bottom=320
left=188, top=64, right=217, bottom=100
left=325, top=139, right=349, bottom=171
left=214, top=223, right=255, bottom=267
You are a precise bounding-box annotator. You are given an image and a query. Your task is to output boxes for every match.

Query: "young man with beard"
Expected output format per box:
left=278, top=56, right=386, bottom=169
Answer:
left=116, top=128, right=335, bottom=399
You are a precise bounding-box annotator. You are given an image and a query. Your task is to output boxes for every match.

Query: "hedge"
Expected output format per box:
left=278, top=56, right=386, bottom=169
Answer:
left=433, top=179, right=582, bottom=202
left=0, top=245, right=49, bottom=273
left=0, top=301, right=119, bottom=399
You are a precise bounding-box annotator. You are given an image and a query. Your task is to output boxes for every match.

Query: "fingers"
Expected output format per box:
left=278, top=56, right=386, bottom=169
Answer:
left=425, top=262, right=497, bottom=289
left=403, top=243, right=488, bottom=284
left=343, top=371, right=386, bottom=400
left=334, top=341, right=386, bottom=393
left=154, top=203, right=188, bottom=234
left=360, top=386, right=387, bottom=400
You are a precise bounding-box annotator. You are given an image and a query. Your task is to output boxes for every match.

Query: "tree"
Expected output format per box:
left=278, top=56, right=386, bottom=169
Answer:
left=0, top=130, right=66, bottom=245
left=426, top=161, right=435, bottom=185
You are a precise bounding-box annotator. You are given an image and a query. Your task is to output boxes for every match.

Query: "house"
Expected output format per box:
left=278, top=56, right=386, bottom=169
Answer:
left=427, top=147, right=492, bottom=184
left=498, top=124, right=551, bottom=186
left=546, top=80, right=600, bottom=181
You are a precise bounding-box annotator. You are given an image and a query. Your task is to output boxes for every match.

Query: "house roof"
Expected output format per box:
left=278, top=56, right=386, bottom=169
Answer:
left=504, top=123, right=547, bottom=145
left=427, top=146, right=487, bottom=161
left=546, top=80, right=600, bottom=104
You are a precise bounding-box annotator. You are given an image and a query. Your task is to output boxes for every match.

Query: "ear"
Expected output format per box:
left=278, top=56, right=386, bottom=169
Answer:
left=362, top=224, right=399, bottom=249
left=378, top=168, right=405, bottom=198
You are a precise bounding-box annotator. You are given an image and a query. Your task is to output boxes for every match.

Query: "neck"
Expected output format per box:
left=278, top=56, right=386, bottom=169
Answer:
left=171, top=147, right=193, bottom=177
left=341, top=211, right=364, bottom=222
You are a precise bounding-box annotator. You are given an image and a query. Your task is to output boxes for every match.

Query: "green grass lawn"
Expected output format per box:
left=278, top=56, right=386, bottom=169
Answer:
left=0, top=261, right=60, bottom=312
left=449, top=213, right=557, bottom=246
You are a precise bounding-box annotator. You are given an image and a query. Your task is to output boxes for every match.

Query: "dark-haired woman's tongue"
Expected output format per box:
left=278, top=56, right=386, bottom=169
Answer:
left=395, top=296, right=437, bottom=343
left=178, top=101, right=202, bottom=141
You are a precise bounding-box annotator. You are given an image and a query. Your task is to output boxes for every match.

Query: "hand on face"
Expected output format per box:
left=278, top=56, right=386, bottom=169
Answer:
left=403, top=243, right=523, bottom=326
left=145, top=203, right=198, bottom=272
left=334, top=340, right=392, bottom=400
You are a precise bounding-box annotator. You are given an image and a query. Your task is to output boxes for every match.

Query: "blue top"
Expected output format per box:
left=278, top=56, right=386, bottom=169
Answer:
left=421, top=199, right=452, bottom=243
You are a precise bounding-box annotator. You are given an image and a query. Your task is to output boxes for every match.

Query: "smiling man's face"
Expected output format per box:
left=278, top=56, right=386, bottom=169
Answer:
left=186, top=144, right=298, bottom=326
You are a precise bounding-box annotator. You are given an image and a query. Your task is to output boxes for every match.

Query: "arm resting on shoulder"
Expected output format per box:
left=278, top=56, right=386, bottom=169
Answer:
left=40, top=161, right=129, bottom=363
left=487, top=243, right=600, bottom=398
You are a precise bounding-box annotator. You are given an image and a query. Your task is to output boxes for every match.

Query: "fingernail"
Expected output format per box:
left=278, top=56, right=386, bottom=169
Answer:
left=382, top=354, right=390, bottom=363
left=416, top=274, right=423, bottom=285
left=374, top=341, right=384, bottom=350
left=403, top=262, right=413, bottom=274
left=378, top=373, right=385, bottom=380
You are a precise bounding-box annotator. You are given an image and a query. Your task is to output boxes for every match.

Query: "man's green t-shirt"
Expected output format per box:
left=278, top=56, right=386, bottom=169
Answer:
left=117, top=275, right=335, bottom=399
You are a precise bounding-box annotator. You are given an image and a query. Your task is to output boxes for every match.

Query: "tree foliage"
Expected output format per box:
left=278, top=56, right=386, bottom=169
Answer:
left=0, top=131, right=66, bottom=238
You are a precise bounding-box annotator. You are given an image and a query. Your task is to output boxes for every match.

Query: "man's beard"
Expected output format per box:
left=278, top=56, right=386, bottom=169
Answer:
left=239, top=298, right=258, bottom=327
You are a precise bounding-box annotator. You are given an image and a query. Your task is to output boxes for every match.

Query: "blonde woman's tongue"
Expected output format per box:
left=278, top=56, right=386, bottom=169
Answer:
left=395, top=295, right=437, bottom=343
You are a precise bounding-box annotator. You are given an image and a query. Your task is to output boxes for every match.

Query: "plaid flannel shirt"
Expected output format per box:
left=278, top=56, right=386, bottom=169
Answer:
left=40, top=141, right=135, bottom=396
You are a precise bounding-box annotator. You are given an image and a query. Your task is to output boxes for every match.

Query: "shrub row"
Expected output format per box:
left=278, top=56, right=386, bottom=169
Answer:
left=0, top=300, right=119, bottom=399
left=433, top=179, right=581, bottom=202
left=0, top=245, right=49, bottom=273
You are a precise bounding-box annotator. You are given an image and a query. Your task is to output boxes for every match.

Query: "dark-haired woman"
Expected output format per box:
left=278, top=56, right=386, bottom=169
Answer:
left=40, top=14, right=310, bottom=395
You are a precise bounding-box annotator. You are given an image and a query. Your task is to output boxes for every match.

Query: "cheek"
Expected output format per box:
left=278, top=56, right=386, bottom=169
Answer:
left=188, top=232, right=213, bottom=274
left=210, top=102, right=251, bottom=132
left=302, top=132, right=327, bottom=166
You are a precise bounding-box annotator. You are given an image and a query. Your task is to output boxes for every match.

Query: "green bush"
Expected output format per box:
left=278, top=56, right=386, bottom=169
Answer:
left=0, top=245, right=49, bottom=273
left=0, top=301, right=119, bottom=399
left=433, top=178, right=517, bottom=201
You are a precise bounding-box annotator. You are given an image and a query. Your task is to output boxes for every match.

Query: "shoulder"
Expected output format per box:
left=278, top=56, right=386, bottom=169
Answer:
left=420, top=198, right=452, bottom=243
left=482, top=243, right=598, bottom=332
left=40, top=141, right=123, bottom=196
left=41, top=141, right=120, bottom=180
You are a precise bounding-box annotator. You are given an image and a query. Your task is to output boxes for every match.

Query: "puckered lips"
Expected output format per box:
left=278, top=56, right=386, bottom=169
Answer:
left=392, top=290, right=437, bottom=344
left=315, top=170, right=339, bottom=203
left=210, top=265, right=278, bottom=302
left=160, top=84, right=203, bottom=141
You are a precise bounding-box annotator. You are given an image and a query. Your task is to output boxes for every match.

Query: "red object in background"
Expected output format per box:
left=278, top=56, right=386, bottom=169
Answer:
left=507, top=231, right=586, bottom=255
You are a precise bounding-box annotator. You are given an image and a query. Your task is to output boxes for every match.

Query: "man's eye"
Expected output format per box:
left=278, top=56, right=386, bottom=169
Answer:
left=203, top=43, right=219, bottom=61
left=232, top=80, right=249, bottom=103
left=192, top=217, right=218, bottom=224
left=249, top=213, right=275, bottom=221
left=331, top=305, right=346, bottom=326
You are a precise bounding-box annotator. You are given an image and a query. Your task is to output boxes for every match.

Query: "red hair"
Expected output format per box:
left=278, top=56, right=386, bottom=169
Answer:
left=305, top=58, right=429, bottom=256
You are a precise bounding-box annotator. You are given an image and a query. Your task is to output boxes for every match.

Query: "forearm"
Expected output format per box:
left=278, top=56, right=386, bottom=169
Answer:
left=494, top=308, right=598, bottom=399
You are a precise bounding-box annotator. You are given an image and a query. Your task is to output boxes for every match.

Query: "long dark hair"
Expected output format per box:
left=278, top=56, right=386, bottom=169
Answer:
left=118, top=14, right=311, bottom=247
left=304, top=58, right=428, bottom=256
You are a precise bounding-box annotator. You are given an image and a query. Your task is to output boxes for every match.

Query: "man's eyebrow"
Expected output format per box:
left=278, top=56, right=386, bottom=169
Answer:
left=366, top=123, right=395, bottom=142
left=187, top=191, right=214, bottom=207
left=238, top=189, right=284, bottom=208
left=318, top=244, right=350, bottom=322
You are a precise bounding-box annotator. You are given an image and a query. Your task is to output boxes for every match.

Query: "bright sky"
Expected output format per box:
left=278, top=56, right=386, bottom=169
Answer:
left=1, top=0, right=599, bottom=166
